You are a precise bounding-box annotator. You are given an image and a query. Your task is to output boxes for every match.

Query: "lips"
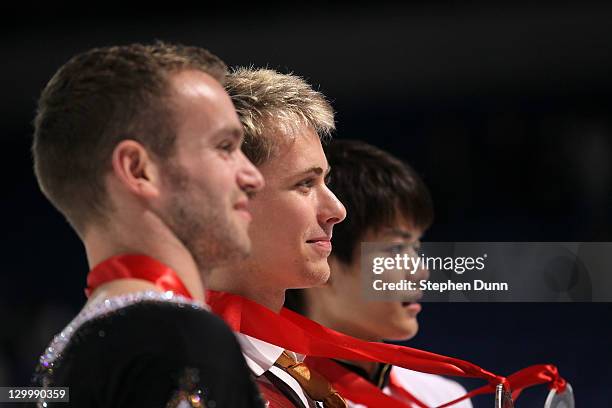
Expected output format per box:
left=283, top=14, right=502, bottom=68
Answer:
left=401, top=290, right=423, bottom=306
left=233, top=199, right=252, bottom=221
left=306, top=236, right=333, bottom=255
left=399, top=288, right=423, bottom=314
left=402, top=302, right=422, bottom=314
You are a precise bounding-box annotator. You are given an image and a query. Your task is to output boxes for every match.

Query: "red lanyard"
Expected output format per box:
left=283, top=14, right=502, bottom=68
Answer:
left=303, top=356, right=428, bottom=408
left=85, top=254, right=192, bottom=299
left=206, top=290, right=567, bottom=406
left=85, top=255, right=567, bottom=407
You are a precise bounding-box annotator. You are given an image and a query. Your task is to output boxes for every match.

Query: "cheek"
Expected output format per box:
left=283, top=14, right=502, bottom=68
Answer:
left=352, top=303, right=398, bottom=336
left=200, top=153, right=235, bottom=182
left=248, top=203, right=305, bottom=247
left=253, top=196, right=313, bottom=233
left=285, top=197, right=315, bottom=221
left=336, top=276, right=368, bottom=311
left=370, top=303, right=398, bottom=321
left=366, top=303, right=409, bottom=331
left=193, top=171, right=229, bottom=200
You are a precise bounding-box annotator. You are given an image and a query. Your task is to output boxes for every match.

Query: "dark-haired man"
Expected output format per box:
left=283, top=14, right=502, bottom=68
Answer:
left=31, top=43, right=264, bottom=407
left=286, top=140, right=472, bottom=407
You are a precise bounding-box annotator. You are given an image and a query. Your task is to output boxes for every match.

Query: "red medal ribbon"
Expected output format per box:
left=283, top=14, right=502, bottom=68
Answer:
left=85, top=254, right=193, bottom=299
left=206, top=290, right=567, bottom=406
left=207, top=290, right=501, bottom=380
left=303, top=356, right=427, bottom=408
left=85, top=257, right=567, bottom=407
left=434, top=364, right=567, bottom=408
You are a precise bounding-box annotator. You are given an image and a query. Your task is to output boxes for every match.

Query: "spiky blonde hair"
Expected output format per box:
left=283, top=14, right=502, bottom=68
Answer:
left=225, top=67, right=335, bottom=165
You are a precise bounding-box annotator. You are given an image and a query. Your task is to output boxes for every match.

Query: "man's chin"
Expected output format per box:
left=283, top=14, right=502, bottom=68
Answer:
left=302, top=264, right=331, bottom=287
left=197, top=230, right=251, bottom=268
left=233, top=233, right=252, bottom=259
left=384, top=320, right=419, bottom=342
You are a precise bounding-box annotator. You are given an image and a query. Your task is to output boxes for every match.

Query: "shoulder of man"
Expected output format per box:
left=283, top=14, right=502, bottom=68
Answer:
left=48, top=300, right=264, bottom=408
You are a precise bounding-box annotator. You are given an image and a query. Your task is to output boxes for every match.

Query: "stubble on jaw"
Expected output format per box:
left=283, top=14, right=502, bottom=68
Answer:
left=160, top=162, right=251, bottom=273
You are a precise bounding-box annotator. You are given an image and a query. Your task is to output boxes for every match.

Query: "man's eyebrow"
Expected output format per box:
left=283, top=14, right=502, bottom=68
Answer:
left=293, top=166, right=330, bottom=178
left=383, top=228, right=414, bottom=239
left=213, top=126, right=244, bottom=141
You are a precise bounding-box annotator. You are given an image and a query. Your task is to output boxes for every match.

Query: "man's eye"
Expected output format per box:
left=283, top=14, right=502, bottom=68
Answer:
left=324, top=173, right=332, bottom=186
left=218, top=141, right=235, bottom=152
left=385, top=244, right=408, bottom=254
left=296, top=178, right=315, bottom=191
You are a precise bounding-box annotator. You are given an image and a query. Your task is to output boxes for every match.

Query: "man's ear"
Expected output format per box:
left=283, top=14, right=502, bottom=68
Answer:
left=111, top=140, right=161, bottom=199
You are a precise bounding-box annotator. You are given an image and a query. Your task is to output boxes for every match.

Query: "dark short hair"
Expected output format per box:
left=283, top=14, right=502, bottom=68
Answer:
left=32, top=42, right=227, bottom=232
left=284, top=139, right=434, bottom=314
left=326, top=139, right=434, bottom=265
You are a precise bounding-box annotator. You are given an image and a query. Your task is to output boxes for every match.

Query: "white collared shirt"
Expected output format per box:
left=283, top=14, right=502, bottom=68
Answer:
left=386, top=366, right=473, bottom=408
left=236, top=333, right=320, bottom=408
left=346, top=365, right=473, bottom=408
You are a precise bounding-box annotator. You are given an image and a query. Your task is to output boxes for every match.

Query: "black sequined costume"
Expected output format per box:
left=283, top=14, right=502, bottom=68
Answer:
left=31, top=291, right=264, bottom=408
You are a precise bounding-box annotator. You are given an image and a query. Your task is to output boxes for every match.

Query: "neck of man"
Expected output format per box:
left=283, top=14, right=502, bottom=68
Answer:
left=308, top=307, right=383, bottom=376
left=83, top=210, right=206, bottom=304
left=206, top=260, right=287, bottom=313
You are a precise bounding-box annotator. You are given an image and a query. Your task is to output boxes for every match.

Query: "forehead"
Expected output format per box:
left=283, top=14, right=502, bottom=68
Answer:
left=170, top=69, right=224, bottom=99
left=364, top=215, right=423, bottom=242
left=168, top=69, right=241, bottom=139
left=258, top=125, right=327, bottom=177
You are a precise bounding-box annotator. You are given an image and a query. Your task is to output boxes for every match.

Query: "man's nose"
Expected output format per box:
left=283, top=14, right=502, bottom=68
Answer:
left=237, top=150, right=265, bottom=195
left=319, top=185, right=346, bottom=226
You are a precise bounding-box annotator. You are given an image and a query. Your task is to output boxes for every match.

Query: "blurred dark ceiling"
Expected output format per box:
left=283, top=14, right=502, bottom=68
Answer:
left=4, top=2, right=612, bottom=124
left=5, top=2, right=612, bottom=237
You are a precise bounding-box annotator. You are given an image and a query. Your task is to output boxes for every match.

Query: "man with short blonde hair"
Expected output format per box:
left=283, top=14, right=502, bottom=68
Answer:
left=225, top=67, right=335, bottom=165
left=208, top=68, right=346, bottom=408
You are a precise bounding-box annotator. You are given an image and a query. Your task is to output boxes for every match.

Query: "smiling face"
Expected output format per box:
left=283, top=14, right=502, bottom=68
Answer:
left=157, top=69, right=264, bottom=271
left=245, top=126, right=346, bottom=289
left=311, top=217, right=427, bottom=342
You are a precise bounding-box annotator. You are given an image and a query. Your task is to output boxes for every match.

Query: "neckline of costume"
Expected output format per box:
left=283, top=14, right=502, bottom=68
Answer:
left=39, top=290, right=204, bottom=370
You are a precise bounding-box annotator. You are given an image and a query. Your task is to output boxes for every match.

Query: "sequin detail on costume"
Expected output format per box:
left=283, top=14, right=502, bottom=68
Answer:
left=34, top=290, right=206, bottom=400
left=166, top=368, right=211, bottom=408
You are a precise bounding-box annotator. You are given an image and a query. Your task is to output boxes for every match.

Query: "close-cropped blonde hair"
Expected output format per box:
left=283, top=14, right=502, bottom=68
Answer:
left=225, top=67, right=335, bottom=165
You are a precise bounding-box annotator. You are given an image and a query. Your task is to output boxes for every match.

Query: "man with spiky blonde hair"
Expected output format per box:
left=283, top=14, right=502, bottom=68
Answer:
left=226, top=67, right=336, bottom=165
left=207, top=68, right=347, bottom=408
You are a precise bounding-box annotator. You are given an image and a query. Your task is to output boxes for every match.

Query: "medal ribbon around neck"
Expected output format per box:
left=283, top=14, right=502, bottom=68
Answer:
left=206, top=290, right=567, bottom=407
left=85, top=254, right=193, bottom=299
left=84, top=257, right=567, bottom=407
left=302, top=357, right=428, bottom=408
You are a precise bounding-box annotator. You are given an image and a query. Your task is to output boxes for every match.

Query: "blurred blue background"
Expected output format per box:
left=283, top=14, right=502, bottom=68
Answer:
left=3, top=2, right=612, bottom=406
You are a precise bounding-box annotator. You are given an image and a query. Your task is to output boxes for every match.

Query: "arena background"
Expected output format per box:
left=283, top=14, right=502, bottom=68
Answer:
left=3, top=3, right=612, bottom=406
